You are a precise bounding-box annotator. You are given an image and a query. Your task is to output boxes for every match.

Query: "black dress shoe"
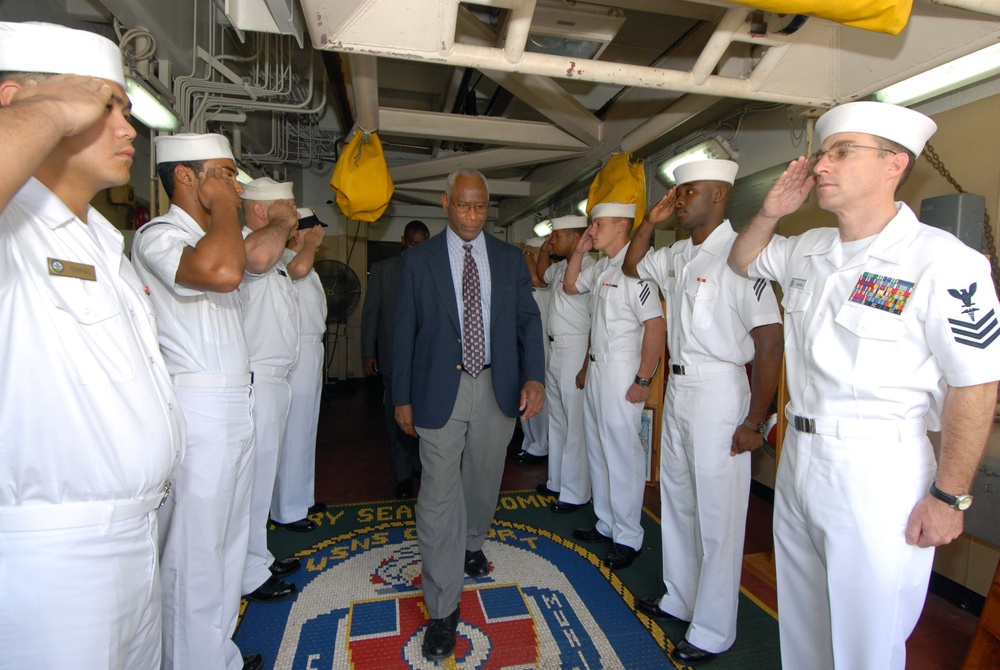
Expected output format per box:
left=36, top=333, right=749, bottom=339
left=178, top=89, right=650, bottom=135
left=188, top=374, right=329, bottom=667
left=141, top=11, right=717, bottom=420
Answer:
left=307, top=502, right=327, bottom=515
left=573, top=526, right=613, bottom=543
left=535, top=483, right=559, bottom=497
left=464, top=549, right=489, bottom=578
left=422, top=608, right=460, bottom=660
left=604, top=543, right=641, bottom=569
left=269, top=557, right=301, bottom=577
left=672, top=638, right=718, bottom=665
left=636, top=596, right=687, bottom=622
left=273, top=518, right=317, bottom=532
left=396, top=478, right=414, bottom=499
left=242, top=653, right=264, bottom=670
left=244, top=575, right=297, bottom=603
left=513, top=450, right=547, bottom=465
left=551, top=501, right=583, bottom=513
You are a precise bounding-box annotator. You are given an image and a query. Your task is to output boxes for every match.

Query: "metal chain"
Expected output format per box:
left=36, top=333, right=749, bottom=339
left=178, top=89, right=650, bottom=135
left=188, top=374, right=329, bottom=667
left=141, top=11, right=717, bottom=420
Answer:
left=922, top=142, right=1000, bottom=299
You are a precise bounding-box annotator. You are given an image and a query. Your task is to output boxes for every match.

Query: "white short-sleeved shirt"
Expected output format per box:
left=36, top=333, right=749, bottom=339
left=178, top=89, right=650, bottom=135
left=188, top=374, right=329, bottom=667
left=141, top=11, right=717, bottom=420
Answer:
left=131, top=205, right=251, bottom=376
left=749, top=202, right=1000, bottom=429
left=544, top=256, right=595, bottom=337
left=637, top=220, right=781, bottom=366
left=576, top=243, right=663, bottom=356
left=239, top=227, right=300, bottom=367
left=281, top=248, right=327, bottom=338
left=0, top=179, right=183, bottom=506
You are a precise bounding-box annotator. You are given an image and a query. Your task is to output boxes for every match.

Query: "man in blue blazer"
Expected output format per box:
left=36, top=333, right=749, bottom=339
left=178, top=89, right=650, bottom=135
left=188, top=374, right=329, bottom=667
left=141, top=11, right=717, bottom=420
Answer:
left=393, top=168, right=546, bottom=661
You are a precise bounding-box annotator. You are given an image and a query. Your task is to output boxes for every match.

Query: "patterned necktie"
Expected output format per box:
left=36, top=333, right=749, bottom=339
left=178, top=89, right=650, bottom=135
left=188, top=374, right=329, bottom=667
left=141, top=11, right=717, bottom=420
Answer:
left=462, top=243, right=485, bottom=377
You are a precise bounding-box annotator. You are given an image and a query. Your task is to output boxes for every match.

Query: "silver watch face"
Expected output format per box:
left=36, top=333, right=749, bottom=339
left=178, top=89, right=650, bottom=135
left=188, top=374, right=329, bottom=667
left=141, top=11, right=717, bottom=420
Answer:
left=955, top=495, right=973, bottom=511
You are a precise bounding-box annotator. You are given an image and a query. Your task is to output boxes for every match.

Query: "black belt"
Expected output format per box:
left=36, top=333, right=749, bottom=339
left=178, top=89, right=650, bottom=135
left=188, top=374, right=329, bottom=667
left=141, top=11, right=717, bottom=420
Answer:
left=548, top=336, right=554, bottom=342
left=671, top=364, right=685, bottom=375
left=589, top=354, right=596, bottom=362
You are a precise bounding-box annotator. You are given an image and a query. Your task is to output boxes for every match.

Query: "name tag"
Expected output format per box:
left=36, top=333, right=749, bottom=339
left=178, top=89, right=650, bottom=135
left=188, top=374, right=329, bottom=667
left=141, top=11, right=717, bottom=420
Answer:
left=789, top=277, right=807, bottom=290
left=48, top=257, right=96, bottom=281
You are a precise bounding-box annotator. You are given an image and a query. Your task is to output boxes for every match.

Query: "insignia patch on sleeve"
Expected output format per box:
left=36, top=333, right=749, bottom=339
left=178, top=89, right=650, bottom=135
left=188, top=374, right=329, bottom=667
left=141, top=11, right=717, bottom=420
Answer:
left=752, top=278, right=766, bottom=302
left=849, top=272, right=914, bottom=315
left=638, top=281, right=650, bottom=306
left=947, top=283, right=999, bottom=349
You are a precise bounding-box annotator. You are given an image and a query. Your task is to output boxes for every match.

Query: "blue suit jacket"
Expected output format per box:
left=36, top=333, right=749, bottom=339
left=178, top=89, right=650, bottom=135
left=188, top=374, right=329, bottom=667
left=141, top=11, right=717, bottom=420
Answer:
left=392, top=231, right=545, bottom=429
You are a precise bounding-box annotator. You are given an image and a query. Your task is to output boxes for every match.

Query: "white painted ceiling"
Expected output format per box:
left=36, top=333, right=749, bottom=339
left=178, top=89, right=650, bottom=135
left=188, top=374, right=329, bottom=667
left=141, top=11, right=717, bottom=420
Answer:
left=6, top=0, right=1000, bottom=224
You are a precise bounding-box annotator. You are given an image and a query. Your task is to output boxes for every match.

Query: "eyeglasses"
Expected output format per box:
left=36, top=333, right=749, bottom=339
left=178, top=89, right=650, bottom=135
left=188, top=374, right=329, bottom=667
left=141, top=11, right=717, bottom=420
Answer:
left=808, top=144, right=897, bottom=167
left=449, top=198, right=488, bottom=214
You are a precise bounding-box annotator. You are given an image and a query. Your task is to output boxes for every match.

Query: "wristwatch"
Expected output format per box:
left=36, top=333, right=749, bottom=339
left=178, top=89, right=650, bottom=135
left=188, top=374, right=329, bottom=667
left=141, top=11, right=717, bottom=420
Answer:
left=634, top=374, right=652, bottom=387
left=929, top=481, right=973, bottom=511
left=742, top=418, right=767, bottom=435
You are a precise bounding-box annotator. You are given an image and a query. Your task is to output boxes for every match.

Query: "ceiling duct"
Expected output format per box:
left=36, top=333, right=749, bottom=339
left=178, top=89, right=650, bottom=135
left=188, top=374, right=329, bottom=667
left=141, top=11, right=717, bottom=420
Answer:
left=500, top=1, right=626, bottom=61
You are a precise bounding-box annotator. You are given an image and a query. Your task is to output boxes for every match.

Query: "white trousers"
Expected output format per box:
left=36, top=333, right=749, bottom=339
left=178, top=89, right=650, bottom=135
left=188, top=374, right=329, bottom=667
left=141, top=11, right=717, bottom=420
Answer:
left=520, top=400, right=549, bottom=456
left=584, top=357, right=645, bottom=550
left=545, top=335, right=590, bottom=504
left=272, top=337, right=323, bottom=523
left=243, top=373, right=292, bottom=593
left=0, top=511, right=161, bottom=670
left=774, top=426, right=936, bottom=670
left=658, top=367, right=750, bottom=653
left=160, top=386, right=255, bottom=670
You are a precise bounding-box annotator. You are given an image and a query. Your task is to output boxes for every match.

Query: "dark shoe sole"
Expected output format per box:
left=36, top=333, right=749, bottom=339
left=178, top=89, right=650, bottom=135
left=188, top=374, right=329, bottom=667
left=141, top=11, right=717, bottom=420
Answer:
left=573, top=527, right=613, bottom=543
left=551, top=501, right=584, bottom=513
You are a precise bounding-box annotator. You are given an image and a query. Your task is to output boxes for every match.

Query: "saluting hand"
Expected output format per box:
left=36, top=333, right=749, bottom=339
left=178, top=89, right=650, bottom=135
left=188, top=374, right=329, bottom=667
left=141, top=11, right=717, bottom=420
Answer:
left=644, top=188, right=677, bottom=226
left=574, top=228, right=595, bottom=255
left=760, top=156, right=815, bottom=220
left=267, top=199, right=299, bottom=236
left=12, top=74, right=113, bottom=138
left=198, top=167, right=242, bottom=214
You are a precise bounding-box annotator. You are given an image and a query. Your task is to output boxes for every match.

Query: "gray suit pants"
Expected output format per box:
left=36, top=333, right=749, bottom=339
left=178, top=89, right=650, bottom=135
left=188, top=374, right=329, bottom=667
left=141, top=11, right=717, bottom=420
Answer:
left=414, top=368, right=515, bottom=618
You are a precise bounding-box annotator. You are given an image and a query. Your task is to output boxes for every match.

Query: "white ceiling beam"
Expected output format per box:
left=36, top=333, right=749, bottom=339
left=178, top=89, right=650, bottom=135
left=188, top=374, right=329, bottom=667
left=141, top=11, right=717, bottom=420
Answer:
left=390, top=147, right=578, bottom=182
left=691, top=8, right=752, bottom=85
left=395, top=178, right=532, bottom=197
left=379, top=108, right=588, bottom=149
left=924, top=0, right=1000, bottom=18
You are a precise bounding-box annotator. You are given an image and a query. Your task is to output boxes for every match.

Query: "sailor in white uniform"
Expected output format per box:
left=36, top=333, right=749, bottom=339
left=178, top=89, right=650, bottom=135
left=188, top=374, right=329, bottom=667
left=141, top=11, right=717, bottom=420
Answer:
left=563, top=201, right=665, bottom=570
left=238, top=178, right=301, bottom=603
left=729, top=101, right=1000, bottom=670
left=515, top=236, right=551, bottom=464
left=0, top=22, right=183, bottom=670
left=533, top=216, right=594, bottom=509
left=132, top=133, right=265, bottom=670
left=272, top=208, right=328, bottom=529
left=624, top=159, right=783, bottom=666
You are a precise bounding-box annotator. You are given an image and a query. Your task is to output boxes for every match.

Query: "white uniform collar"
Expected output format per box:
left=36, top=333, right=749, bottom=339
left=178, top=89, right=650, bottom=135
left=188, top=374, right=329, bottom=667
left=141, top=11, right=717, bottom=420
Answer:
left=804, top=202, right=917, bottom=267
left=17, top=178, right=81, bottom=230
left=696, top=219, right=737, bottom=257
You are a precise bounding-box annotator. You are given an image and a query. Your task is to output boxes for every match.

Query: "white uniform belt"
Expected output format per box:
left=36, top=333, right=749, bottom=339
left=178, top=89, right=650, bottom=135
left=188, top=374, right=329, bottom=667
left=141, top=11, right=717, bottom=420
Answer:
left=0, top=482, right=172, bottom=532
left=548, top=333, right=589, bottom=343
left=670, top=361, right=742, bottom=376
left=784, top=406, right=927, bottom=440
left=589, top=351, right=638, bottom=363
left=172, top=372, right=253, bottom=388
left=254, top=363, right=292, bottom=380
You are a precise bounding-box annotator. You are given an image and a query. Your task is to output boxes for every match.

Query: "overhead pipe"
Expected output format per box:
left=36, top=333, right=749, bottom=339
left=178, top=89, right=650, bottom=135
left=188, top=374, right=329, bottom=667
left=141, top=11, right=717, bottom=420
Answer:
left=690, top=8, right=753, bottom=85
left=503, top=0, right=536, bottom=64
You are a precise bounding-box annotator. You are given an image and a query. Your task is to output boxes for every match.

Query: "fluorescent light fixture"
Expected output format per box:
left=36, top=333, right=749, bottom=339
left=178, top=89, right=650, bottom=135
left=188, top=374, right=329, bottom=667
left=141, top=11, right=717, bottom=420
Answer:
left=533, top=219, right=552, bottom=237
left=125, top=76, right=181, bottom=131
left=236, top=168, right=254, bottom=184
left=576, top=198, right=588, bottom=215
left=506, top=4, right=625, bottom=61
left=655, top=136, right=739, bottom=186
left=873, top=43, right=1000, bottom=106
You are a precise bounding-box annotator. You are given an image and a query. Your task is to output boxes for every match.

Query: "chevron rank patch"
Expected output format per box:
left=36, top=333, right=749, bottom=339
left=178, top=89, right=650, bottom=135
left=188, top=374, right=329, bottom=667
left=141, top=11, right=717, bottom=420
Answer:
left=849, top=272, right=914, bottom=315
left=947, top=282, right=999, bottom=349
left=752, top=278, right=766, bottom=302
left=638, top=281, right=651, bottom=305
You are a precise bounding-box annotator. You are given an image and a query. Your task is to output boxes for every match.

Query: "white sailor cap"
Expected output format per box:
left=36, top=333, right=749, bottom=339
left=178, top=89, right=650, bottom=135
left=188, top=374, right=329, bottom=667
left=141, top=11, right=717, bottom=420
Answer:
left=590, top=202, right=636, bottom=219
left=0, top=22, right=125, bottom=88
left=815, top=101, right=937, bottom=156
left=154, top=133, right=234, bottom=164
left=550, top=215, right=589, bottom=231
left=524, top=237, right=546, bottom=248
left=672, top=159, right=739, bottom=186
left=240, top=177, right=294, bottom=201
left=296, top=207, right=328, bottom=229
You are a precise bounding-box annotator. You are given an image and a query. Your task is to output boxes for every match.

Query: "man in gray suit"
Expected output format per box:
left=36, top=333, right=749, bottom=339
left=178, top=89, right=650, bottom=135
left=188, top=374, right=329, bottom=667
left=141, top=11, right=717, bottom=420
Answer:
left=361, top=220, right=429, bottom=499
left=393, top=168, right=545, bottom=661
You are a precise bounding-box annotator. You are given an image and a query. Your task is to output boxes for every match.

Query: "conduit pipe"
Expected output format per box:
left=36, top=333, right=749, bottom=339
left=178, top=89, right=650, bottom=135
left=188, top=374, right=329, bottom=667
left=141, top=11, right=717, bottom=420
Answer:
left=690, top=8, right=753, bottom=85
left=503, top=0, right=536, bottom=64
